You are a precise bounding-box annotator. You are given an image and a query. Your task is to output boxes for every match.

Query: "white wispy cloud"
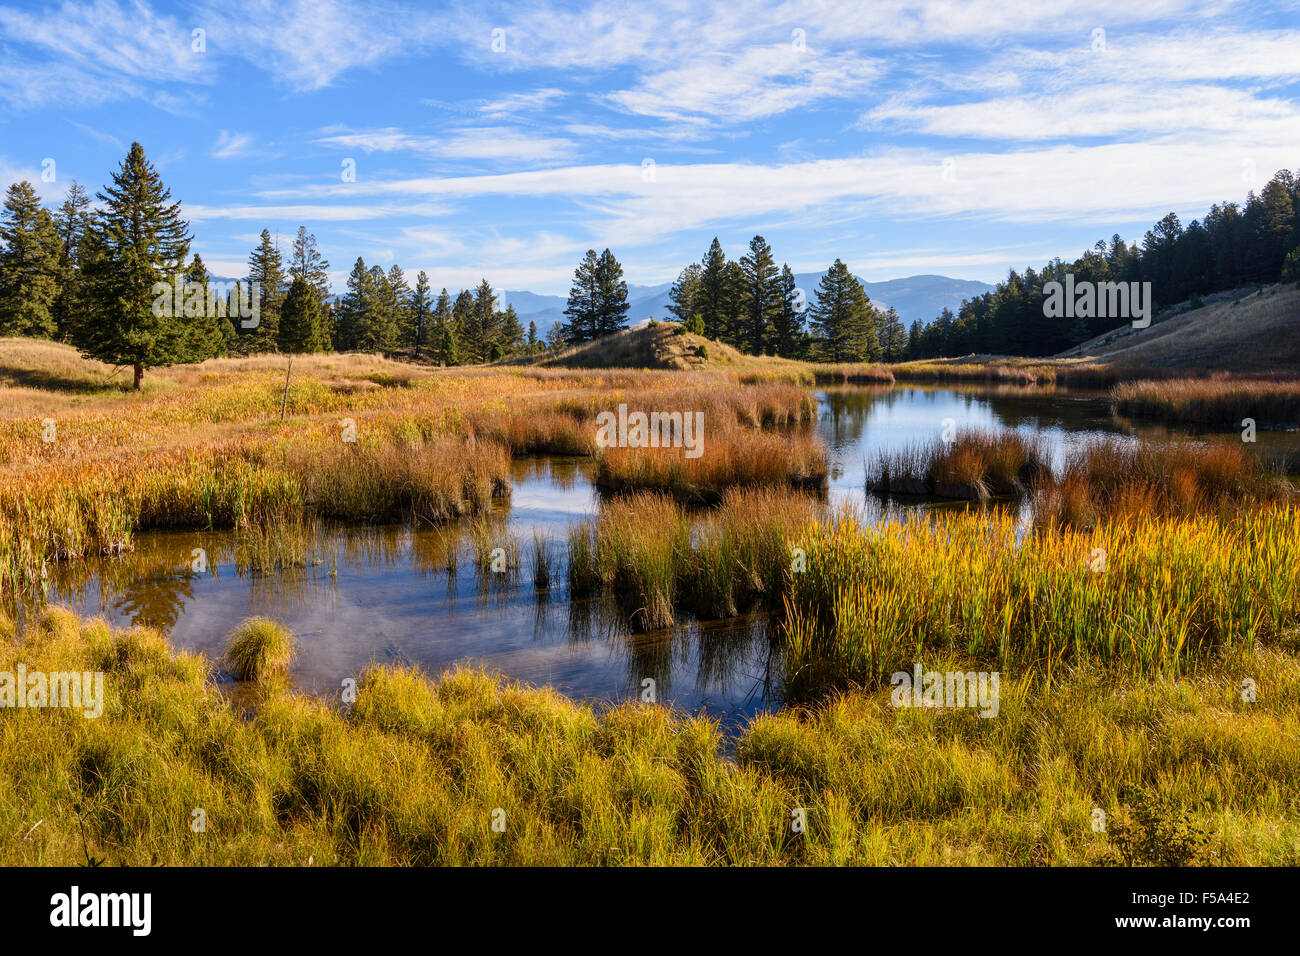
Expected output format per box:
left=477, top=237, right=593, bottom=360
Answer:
left=479, top=88, right=567, bottom=116
left=604, top=45, right=881, bottom=123
left=211, top=130, right=255, bottom=159
left=0, top=0, right=206, bottom=109
left=313, top=125, right=577, bottom=163
left=193, top=0, right=430, bottom=92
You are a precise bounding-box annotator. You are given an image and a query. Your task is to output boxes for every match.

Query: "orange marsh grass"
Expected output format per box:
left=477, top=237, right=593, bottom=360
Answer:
left=869, top=430, right=1049, bottom=499
left=1032, top=437, right=1289, bottom=528
left=1113, top=376, right=1300, bottom=427
left=596, top=428, right=829, bottom=503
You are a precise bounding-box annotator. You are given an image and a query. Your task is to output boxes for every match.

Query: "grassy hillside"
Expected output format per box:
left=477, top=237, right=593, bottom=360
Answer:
left=507, top=322, right=800, bottom=371
left=1061, top=282, right=1300, bottom=373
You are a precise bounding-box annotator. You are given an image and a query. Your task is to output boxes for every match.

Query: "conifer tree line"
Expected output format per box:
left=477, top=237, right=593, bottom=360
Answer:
left=662, top=235, right=906, bottom=361
left=0, top=143, right=541, bottom=386
left=2, top=142, right=1297, bottom=383
left=906, top=168, right=1300, bottom=358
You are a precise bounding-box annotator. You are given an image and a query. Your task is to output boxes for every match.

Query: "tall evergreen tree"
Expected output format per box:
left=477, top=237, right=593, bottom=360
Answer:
left=279, top=275, right=325, bottom=353
left=695, top=238, right=732, bottom=340
left=808, top=259, right=877, bottom=362
left=470, top=279, right=499, bottom=362
left=770, top=264, right=805, bottom=357
left=880, top=306, right=908, bottom=360
left=332, top=257, right=372, bottom=351
left=498, top=304, right=525, bottom=357
left=738, top=235, right=779, bottom=354
left=386, top=264, right=411, bottom=350
left=183, top=253, right=227, bottom=359
left=906, top=319, right=923, bottom=358
left=364, top=264, right=398, bottom=351
left=666, top=262, right=702, bottom=324
left=408, top=270, right=432, bottom=357
left=289, top=226, right=331, bottom=302
left=52, top=180, right=92, bottom=342
left=0, top=181, right=62, bottom=338
left=720, top=260, right=746, bottom=349
left=429, top=287, right=452, bottom=364
left=451, top=289, right=476, bottom=360
left=73, top=142, right=193, bottom=388
left=593, top=248, right=630, bottom=337
left=562, top=249, right=600, bottom=345
left=245, top=229, right=285, bottom=353
left=438, top=313, right=460, bottom=366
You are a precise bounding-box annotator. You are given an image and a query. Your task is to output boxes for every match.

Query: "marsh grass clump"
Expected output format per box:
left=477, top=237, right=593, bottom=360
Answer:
left=781, top=506, right=1300, bottom=700
left=224, top=617, right=295, bottom=681
left=566, top=521, right=599, bottom=597
left=869, top=430, right=1049, bottom=500
left=811, top=364, right=895, bottom=385
left=1114, top=377, right=1300, bottom=428
left=596, top=429, right=828, bottom=503
left=687, top=487, right=824, bottom=617
left=571, top=488, right=823, bottom=627
left=531, top=530, right=553, bottom=590
left=1032, top=438, right=1286, bottom=527
left=592, top=492, right=689, bottom=631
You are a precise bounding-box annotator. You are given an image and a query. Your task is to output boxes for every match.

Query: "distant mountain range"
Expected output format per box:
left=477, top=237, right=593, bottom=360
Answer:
left=501, top=273, right=995, bottom=338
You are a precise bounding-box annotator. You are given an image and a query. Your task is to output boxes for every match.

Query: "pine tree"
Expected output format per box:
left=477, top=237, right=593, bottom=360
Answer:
left=0, top=181, right=63, bottom=338
left=809, top=259, right=876, bottom=362
left=289, top=226, right=331, bottom=303
left=562, top=249, right=600, bottom=345
left=499, top=304, right=525, bottom=355
left=387, top=264, right=411, bottom=351
left=408, top=270, right=432, bottom=357
left=429, top=287, right=452, bottom=363
left=363, top=264, right=397, bottom=351
left=594, top=248, right=630, bottom=337
left=527, top=320, right=539, bottom=352
left=696, top=238, right=731, bottom=340
left=183, top=253, right=226, bottom=359
left=73, top=143, right=193, bottom=388
left=245, top=229, right=285, bottom=353
left=770, top=263, right=805, bottom=358
left=720, top=260, right=746, bottom=349
left=471, top=279, right=499, bottom=362
left=1251, top=174, right=1295, bottom=281
left=279, top=275, right=324, bottom=353
left=906, top=319, right=923, bottom=358
left=738, top=235, right=779, bottom=354
left=438, top=315, right=460, bottom=366
left=880, top=307, right=907, bottom=360
left=451, top=289, right=476, bottom=361
left=333, top=257, right=372, bottom=351
left=667, top=263, right=702, bottom=323
left=52, top=180, right=92, bottom=342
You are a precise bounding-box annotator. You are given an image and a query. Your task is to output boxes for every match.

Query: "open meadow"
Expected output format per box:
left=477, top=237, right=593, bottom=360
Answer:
left=2, top=334, right=1298, bottom=866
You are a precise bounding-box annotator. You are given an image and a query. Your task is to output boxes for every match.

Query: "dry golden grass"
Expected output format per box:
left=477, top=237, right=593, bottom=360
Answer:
left=1085, top=283, right=1300, bottom=372
left=1114, top=376, right=1300, bottom=427
left=517, top=321, right=814, bottom=373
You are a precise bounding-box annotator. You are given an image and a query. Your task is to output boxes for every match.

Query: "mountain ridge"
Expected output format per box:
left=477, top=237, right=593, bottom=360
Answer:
left=501, top=273, right=995, bottom=337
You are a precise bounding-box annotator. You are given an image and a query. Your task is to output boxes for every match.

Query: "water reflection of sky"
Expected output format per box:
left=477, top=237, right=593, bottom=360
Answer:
left=39, top=386, right=1300, bottom=724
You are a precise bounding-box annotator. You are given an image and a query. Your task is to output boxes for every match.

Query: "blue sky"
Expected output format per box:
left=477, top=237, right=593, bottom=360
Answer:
left=2, top=0, right=1298, bottom=297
